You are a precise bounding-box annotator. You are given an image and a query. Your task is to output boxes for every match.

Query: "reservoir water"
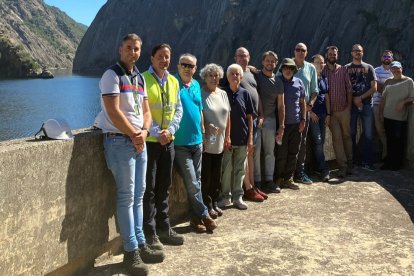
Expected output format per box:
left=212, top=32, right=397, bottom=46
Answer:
left=0, top=73, right=101, bottom=141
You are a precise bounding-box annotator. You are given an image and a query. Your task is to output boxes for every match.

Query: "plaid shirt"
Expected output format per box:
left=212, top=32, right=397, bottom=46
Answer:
left=322, top=64, right=351, bottom=112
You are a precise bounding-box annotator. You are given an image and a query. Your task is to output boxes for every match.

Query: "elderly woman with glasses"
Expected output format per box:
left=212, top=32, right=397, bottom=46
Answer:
left=199, top=63, right=231, bottom=218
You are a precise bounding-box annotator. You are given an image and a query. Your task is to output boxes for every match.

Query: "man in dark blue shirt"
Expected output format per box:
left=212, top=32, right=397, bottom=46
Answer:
left=275, top=58, right=306, bottom=190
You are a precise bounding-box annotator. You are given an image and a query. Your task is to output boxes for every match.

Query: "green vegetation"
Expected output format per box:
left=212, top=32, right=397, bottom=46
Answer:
left=20, top=3, right=86, bottom=57
left=0, top=37, right=40, bottom=78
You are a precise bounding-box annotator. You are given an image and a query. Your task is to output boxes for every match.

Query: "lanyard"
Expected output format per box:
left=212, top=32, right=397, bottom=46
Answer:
left=117, top=62, right=140, bottom=115
left=151, top=73, right=170, bottom=105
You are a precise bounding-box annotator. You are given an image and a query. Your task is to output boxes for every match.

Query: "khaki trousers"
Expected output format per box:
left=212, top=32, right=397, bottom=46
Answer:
left=329, top=109, right=353, bottom=168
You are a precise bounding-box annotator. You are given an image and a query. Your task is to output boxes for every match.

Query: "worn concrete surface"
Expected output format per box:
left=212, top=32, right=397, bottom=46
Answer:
left=87, top=167, right=414, bottom=275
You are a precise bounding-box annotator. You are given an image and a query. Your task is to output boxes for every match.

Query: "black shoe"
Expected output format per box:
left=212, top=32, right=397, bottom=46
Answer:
left=158, top=228, right=184, bottom=245
left=321, top=171, right=330, bottom=182
left=139, top=244, right=165, bottom=264
left=254, top=181, right=263, bottom=190
left=146, top=234, right=163, bottom=251
left=337, top=168, right=346, bottom=178
left=263, top=180, right=281, bottom=193
left=123, top=249, right=149, bottom=276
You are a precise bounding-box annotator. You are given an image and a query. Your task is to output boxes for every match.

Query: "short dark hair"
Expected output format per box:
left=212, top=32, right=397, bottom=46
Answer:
left=325, top=46, right=338, bottom=54
left=262, top=51, right=278, bottom=61
left=382, top=49, right=393, bottom=56
left=352, top=44, right=363, bottom=50
left=311, top=54, right=324, bottom=62
left=121, top=33, right=142, bottom=45
left=151, top=43, right=172, bottom=57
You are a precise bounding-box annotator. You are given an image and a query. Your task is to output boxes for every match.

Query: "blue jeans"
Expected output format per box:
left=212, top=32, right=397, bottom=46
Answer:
left=104, top=135, right=147, bottom=252
left=351, top=103, right=374, bottom=165
left=254, top=117, right=276, bottom=182
left=174, top=144, right=208, bottom=218
left=309, top=114, right=328, bottom=173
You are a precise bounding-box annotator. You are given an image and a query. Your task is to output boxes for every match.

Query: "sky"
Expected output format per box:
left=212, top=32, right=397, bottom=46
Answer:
left=43, top=0, right=107, bottom=26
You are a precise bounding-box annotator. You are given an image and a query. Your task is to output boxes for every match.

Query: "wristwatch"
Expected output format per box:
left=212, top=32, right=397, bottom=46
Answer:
left=142, top=128, right=150, bottom=136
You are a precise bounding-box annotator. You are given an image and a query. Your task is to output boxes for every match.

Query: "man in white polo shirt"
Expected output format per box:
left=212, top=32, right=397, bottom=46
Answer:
left=94, top=33, right=163, bottom=276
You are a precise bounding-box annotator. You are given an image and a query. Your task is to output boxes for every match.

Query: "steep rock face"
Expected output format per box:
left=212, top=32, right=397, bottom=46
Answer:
left=0, top=0, right=86, bottom=77
left=74, top=0, right=414, bottom=76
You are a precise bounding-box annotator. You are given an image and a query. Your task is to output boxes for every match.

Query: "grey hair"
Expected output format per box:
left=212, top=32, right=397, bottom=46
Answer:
left=178, top=53, right=197, bottom=64
left=226, top=63, right=244, bottom=78
left=199, top=63, right=224, bottom=80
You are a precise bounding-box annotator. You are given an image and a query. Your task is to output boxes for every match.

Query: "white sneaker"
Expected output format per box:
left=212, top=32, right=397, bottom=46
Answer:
left=217, top=198, right=232, bottom=208
left=233, top=198, right=248, bottom=210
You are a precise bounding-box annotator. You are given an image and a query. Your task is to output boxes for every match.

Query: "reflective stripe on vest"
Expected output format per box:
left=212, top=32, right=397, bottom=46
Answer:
left=143, top=71, right=179, bottom=142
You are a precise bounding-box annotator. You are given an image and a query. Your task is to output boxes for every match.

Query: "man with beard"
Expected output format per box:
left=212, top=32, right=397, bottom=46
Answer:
left=345, top=44, right=377, bottom=171
left=322, top=46, right=353, bottom=177
left=373, top=50, right=394, bottom=160
left=253, top=51, right=285, bottom=193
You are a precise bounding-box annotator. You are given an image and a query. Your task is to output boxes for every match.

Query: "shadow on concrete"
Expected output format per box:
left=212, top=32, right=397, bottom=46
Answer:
left=322, top=163, right=414, bottom=224
left=375, top=168, right=414, bottom=224
left=47, top=131, right=117, bottom=275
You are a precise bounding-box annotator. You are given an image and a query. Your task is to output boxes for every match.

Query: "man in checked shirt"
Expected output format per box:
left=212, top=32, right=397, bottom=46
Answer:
left=322, top=46, right=353, bottom=178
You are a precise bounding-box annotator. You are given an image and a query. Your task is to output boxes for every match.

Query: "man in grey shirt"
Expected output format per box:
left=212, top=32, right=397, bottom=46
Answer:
left=253, top=51, right=285, bottom=193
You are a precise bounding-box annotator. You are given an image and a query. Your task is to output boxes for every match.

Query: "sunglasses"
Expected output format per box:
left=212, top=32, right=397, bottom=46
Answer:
left=180, top=63, right=195, bottom=69
left=383, top=55, right=393, bottom=59
left=295, top=48, right=306, bottom=53
left=283, top=66, right=296, bottom=71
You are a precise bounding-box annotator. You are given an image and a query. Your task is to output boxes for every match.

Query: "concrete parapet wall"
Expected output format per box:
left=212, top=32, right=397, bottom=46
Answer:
left=0, top=129, right=189, bottom=275
left=1, top=107, right=413, bottom=275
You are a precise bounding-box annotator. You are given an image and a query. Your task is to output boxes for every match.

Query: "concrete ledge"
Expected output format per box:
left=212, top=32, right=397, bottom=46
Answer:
left=0, top=129, right=189, bottom=275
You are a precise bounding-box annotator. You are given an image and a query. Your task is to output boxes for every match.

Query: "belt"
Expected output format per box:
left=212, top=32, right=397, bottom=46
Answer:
left=104, top=132, right=128, bottom=137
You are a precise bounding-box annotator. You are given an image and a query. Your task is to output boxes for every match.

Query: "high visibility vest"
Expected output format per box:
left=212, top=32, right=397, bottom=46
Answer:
left=143, top=71, right=179, bottom=142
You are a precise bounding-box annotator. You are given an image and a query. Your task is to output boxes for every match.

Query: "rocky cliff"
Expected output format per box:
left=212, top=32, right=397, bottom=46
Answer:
left=74, top=0, right=414, bottom=76
left=0, top=0, right=86, bottom=78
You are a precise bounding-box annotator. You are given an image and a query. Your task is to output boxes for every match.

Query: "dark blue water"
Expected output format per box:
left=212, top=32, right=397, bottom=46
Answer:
left=0, top=74, right=101, bottom=141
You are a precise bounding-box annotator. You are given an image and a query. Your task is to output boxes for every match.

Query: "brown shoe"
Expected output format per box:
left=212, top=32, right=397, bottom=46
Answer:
left=201, top=215, right=217, bottom=231
left=190, top=217, right=206, bottom=233
left=280, top=178, right=300, bottom=190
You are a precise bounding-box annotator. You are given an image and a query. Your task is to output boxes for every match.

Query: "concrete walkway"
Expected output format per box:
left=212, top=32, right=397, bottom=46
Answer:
left=87, top=167, right=414, bottom=275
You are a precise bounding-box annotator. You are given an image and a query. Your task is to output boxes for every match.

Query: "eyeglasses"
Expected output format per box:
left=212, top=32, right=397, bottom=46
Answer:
left=295, top=48, right=306, bottom=53
left=283, top=66, right=296, bottom=71
left=180, top=63, right=195, bottom=69
left=383, top=55, right=393, bottom=59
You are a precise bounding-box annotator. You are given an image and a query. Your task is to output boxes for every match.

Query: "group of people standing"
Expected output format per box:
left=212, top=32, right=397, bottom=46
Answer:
left=94, top=33, right=414, bottom=275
